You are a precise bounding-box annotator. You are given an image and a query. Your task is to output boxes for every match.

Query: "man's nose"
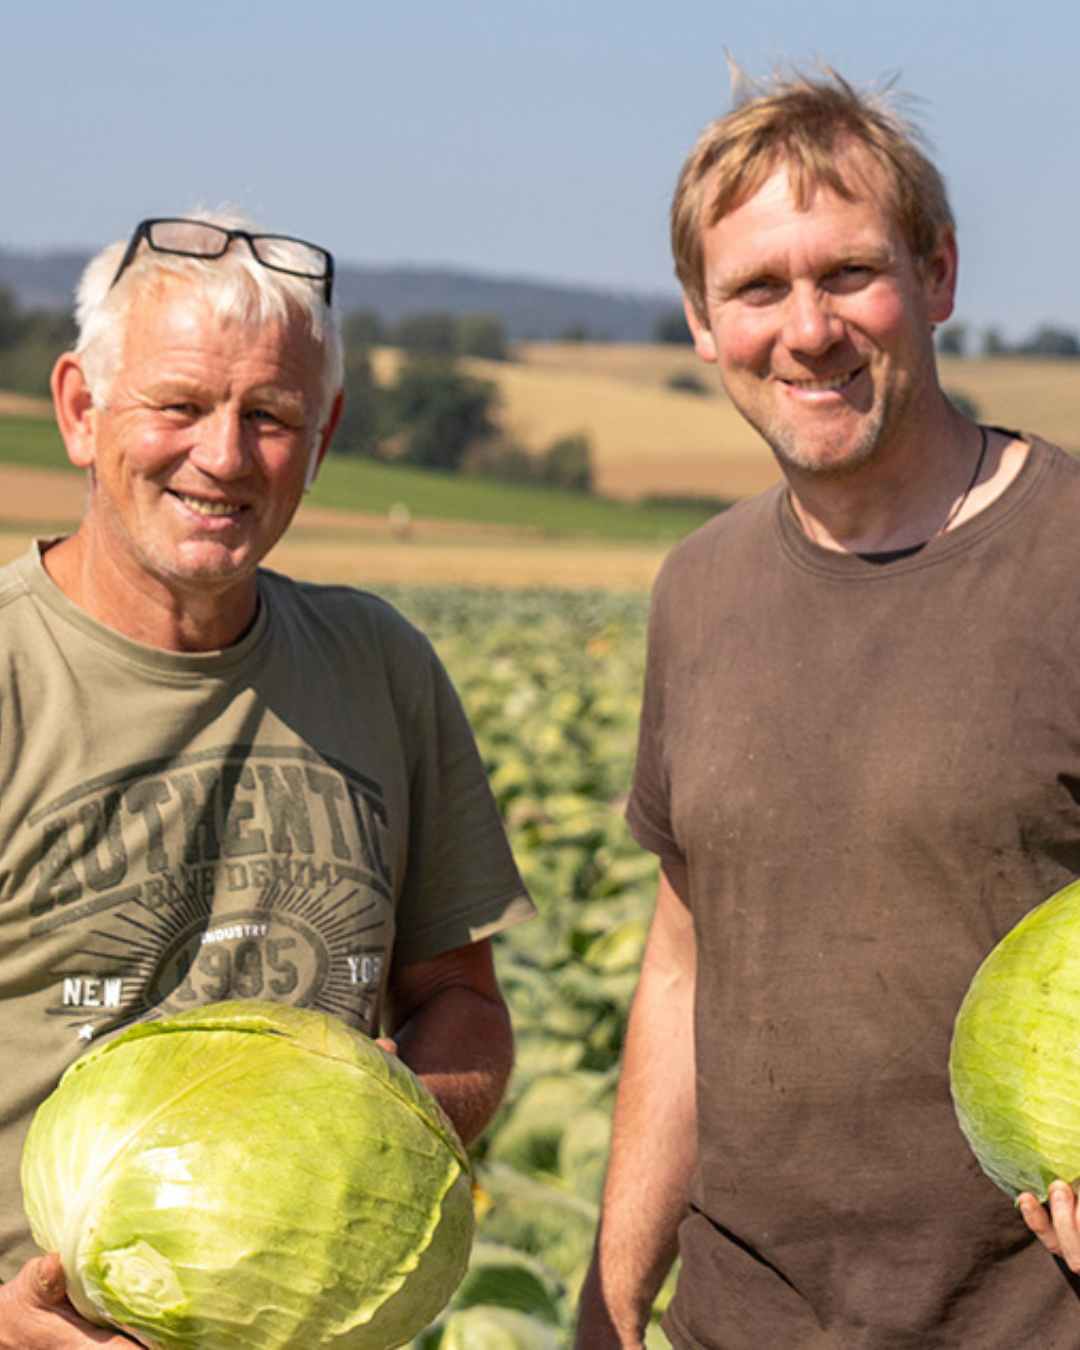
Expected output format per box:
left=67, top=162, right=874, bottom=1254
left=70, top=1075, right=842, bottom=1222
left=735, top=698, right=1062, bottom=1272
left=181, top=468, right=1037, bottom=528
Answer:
left=781, top=285, right=842, bottom=357
left=190, top=409, right=248, bottom=478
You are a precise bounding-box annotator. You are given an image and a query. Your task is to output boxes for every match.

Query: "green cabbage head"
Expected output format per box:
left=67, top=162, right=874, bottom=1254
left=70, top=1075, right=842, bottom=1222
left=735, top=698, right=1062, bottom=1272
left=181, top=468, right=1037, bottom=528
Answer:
left=20, top=1000, right=474, bottom=1348
left=950, top=877, right=1080, bottom=1203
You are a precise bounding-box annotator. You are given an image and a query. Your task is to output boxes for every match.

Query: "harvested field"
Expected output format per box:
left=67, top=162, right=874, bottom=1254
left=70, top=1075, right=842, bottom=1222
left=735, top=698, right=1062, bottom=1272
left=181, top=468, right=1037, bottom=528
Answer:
left=373, top=346, right=1080, bottom=504
left=516, top=343, right=1080, bottom=456
left=495, top=362, right=1074, bottom=504
left=518, top=340, right=717, bottom=391
left=936, top=356, right=1080, bottom=453
left=0, top=465, right=88, bottom=528
left=0, top=392, right=52, bottom=418
left=371, top=346, right=780, bottom=502
left=264, top=535, right=664, bottom=590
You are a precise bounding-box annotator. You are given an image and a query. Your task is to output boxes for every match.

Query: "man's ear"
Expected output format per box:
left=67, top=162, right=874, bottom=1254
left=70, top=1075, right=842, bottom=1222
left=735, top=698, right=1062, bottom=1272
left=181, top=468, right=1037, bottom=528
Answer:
left=51, top=353, right=99, bottom=470
left=305, top=388, right=345, bottom=490
left=922, top=228, right=959, bottom=326
left=683, top=294, right=718, bottom=364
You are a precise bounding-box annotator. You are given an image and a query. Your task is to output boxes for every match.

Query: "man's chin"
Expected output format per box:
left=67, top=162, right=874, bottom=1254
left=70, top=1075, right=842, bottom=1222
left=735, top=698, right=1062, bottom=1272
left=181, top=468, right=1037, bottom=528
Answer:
left=763, top=420, right=884, bottom=479
left=155, top=544, right=262, bottom=591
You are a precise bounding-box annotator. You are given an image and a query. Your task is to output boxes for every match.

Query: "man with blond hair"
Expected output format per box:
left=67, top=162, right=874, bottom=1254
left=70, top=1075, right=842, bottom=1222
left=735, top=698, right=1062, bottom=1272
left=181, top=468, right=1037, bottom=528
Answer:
left=576, top=68, right=1080, bottom=1347
left=0, top=214, right=532, bottom=1344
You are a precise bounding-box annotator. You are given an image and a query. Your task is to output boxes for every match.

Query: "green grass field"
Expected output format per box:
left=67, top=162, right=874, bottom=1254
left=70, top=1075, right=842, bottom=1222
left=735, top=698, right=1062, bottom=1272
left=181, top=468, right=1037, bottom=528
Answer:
left=0, top=416, right=70, bottom=470
left=0, top=414, right=716, bottom=544
left=311, top=456, right=715, bottom=541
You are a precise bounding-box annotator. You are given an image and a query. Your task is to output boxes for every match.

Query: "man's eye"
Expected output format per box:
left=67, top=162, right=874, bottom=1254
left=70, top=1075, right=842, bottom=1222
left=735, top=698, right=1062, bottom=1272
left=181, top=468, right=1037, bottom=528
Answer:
left=246, top=408, right=287, bottom=427
left=738, top=279, right=784, bottom=304
left=162, top=403, right=199, bottom=418
left=826, top=265, right=874, bottom=292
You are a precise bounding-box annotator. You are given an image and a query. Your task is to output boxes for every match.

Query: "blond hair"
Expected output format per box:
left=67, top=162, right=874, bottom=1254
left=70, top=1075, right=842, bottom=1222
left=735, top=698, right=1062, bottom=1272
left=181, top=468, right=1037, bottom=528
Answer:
left=672, top=66, right=955, bottom=321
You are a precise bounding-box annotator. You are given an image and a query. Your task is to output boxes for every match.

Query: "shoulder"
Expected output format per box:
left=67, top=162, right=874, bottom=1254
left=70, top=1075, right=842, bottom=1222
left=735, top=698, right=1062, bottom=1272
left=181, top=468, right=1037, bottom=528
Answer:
left=652, top=485, right=782, bottom=607
left=256, top=567, right=437, bottom=672
left=1003, top=432, right=1079, bottom=486
left=991, top=433, right=1080, bottom=535
left=1030, top=434, right=1080, bottom=485
left=0, top=546, right=41, bottom=616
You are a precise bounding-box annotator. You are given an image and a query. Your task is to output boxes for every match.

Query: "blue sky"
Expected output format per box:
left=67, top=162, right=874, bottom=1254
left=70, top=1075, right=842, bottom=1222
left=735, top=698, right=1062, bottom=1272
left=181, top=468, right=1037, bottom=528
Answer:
left=4, top=0, right=1078, bottom=343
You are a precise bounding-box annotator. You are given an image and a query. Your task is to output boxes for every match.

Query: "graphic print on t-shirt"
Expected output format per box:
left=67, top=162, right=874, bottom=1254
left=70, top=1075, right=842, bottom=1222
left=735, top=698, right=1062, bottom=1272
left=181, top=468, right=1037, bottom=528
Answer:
left=22, top=744, right=395, bottom=1039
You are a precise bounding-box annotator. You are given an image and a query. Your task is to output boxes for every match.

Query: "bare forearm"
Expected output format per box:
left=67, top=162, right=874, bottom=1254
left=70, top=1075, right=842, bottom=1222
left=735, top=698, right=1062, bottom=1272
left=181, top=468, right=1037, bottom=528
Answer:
left=578, top=1048, right=695, bottom=1346
left=576, top=871, right=697, bottom=1348
left=393, top=983, right=513, bottom=1146
left=385, top=938, right=515, bottom=1146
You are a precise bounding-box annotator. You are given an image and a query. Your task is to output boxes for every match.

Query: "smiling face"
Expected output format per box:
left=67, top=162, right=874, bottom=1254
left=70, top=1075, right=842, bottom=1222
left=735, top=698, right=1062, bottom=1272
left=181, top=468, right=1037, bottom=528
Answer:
left=54, top=277, right=335, bottom=641
left=684, top=148, right=957, bottom=478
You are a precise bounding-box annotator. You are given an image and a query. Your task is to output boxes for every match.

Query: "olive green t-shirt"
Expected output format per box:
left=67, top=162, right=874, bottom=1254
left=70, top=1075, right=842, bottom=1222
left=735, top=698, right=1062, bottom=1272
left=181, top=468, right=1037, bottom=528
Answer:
left=629, top=435, right=1080, bottom=1348
left=0, top=545, right=532, bottom=1277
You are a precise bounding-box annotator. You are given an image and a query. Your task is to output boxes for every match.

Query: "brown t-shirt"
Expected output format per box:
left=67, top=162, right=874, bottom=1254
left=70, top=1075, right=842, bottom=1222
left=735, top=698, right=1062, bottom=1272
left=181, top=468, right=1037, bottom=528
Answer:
left=628, top=436, right=1080, bottom=1348
left=0, top=546, right=533, bottom=1278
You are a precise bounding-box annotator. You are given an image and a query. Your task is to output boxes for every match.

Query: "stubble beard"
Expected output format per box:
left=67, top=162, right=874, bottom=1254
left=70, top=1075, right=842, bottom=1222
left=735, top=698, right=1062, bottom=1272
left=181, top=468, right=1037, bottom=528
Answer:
left=752, top=394, right=890, bottom=482
left=93, top=486, right=260, bottom=597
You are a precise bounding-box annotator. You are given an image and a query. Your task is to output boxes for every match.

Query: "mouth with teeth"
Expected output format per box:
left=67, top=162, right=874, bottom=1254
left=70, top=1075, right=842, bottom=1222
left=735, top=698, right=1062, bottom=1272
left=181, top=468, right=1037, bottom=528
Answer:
left=169, top=491, right=248, bottom=519
left=778, top=368, right=864, bottom=393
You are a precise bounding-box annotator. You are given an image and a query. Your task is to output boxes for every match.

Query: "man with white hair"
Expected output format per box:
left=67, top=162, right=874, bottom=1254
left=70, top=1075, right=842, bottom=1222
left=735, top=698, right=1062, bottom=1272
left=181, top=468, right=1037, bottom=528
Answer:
left=0, top=214, right=532, bottom=1343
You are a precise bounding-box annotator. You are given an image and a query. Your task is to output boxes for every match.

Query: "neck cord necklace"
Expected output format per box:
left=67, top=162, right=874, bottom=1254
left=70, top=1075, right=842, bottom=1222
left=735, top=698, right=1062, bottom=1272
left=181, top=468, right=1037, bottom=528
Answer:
left=938, top=424, right=989, bottom=536
left=797, top=424, right=991, bottom=556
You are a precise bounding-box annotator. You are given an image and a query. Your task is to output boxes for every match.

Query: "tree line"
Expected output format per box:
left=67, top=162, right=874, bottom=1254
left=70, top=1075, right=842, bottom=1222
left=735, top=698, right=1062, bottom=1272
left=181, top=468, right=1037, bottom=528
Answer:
left=937, top=322, right=1080, bottom=359
left=335, top=309, right=592, bottom=492
left=0, top=287, right=76, bottom=396
left=0, top=288, right=594, bottom=494
left=652, top=305, right=1080, bottom=360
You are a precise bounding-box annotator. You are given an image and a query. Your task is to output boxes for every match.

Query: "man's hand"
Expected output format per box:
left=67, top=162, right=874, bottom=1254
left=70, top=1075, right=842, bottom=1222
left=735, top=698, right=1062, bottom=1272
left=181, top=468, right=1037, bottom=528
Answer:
left=1019, top=1184, right=1080, bottom=1272
left=0, top=1253, right=138, bottom=1346
left=575, top=1257, right=648, bottom=1350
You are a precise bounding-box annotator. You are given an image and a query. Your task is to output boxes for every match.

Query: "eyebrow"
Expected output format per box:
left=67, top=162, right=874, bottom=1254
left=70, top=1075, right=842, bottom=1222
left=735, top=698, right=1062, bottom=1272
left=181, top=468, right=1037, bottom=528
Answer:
left=143, top=379, right=308, bottom=418
left=712, top=244, right=896, bottom=297
left=243, top=385, right=307, bottom=418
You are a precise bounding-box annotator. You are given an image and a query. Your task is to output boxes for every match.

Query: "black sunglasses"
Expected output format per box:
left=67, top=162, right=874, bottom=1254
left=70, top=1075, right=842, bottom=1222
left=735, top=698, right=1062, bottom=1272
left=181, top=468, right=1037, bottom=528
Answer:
left=109, top=218, right=335, bottom=305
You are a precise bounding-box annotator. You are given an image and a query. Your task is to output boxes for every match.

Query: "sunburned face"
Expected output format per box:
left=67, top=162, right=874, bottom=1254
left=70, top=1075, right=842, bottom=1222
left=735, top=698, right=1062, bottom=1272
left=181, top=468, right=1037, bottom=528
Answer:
left=684, top=148, right=957, bottom=478
left=67, top=280, right=329, bottom=609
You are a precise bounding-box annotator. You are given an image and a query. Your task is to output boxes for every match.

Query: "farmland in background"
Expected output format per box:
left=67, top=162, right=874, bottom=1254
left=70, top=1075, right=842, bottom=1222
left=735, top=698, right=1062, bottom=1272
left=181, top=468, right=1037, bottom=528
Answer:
left=372, top=345, right=1080, bottom=504
left=1, top=350, right=1077, bottom=1343
left=3, top=346, right=1077, bottom=519
left=0, top=411, right=708, bottom=592
left=372, top=344, right=780, bottom=502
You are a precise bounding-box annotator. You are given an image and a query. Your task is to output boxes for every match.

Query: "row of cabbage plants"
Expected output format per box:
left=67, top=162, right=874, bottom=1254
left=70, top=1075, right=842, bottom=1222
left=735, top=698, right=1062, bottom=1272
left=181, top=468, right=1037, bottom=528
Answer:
left=380, top=587, right=672, bottom=1348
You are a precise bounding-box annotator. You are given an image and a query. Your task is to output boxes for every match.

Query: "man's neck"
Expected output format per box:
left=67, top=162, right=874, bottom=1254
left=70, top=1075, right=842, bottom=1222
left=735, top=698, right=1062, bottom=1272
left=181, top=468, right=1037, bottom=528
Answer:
left=42, top=531, right=260, bottom=653
left=787, top=422, right=1029, bottom=556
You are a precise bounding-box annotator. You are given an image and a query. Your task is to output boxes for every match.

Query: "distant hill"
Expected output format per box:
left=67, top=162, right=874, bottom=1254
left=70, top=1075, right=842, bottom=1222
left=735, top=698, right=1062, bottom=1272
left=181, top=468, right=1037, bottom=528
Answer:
left=0, top=246, right=682, bottom=343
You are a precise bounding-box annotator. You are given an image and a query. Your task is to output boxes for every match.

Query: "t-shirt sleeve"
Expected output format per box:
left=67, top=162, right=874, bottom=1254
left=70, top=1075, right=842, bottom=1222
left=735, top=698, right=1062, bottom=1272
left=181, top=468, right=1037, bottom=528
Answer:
left=391, top=634, right=534, bottom=965
left=626, top=561, right=687, bottom=870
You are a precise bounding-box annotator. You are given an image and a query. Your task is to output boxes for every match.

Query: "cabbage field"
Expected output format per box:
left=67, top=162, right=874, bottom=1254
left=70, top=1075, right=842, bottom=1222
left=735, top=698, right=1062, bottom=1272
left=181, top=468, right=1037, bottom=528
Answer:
left=380, top=586, right=673, bottom=1349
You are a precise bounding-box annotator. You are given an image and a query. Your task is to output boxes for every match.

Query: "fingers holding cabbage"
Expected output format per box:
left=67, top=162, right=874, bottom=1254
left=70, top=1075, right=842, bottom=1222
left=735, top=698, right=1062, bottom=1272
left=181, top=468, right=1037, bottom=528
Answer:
left=0, top=1251, right=141, bottom=1347
left=19, top=1001, right=474, bottom=1350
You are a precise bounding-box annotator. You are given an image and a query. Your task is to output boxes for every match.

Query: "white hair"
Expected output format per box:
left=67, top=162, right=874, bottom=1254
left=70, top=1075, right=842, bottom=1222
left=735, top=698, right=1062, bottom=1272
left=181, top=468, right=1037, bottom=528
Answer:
left=74, top=208, right=344, bottom=476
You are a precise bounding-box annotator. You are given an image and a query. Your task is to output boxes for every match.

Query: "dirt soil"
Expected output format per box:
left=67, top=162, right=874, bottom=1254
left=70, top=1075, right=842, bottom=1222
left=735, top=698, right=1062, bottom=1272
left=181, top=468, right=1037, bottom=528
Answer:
left=0, top=393, right=53, bottom=417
